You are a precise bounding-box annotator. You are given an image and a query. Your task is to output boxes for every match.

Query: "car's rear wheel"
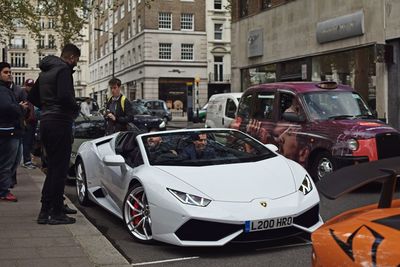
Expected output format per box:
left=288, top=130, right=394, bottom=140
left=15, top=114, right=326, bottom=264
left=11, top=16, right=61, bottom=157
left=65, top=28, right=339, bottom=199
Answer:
left=123, top=184, right=153, bottom=243
left=310, top=151, right=336, bottom=182
left=75, top=160, right=90, bottom=206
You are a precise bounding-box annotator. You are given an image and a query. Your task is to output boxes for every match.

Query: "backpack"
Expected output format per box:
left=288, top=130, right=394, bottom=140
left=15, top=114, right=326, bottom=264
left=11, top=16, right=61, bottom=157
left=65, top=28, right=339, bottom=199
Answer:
left=108, top=95, right=126, bottom=112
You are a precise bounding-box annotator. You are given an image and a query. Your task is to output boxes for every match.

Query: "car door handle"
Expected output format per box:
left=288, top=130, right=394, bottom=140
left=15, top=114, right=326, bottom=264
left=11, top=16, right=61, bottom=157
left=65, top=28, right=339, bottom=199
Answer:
left=222, top=117, right=224, bottom=125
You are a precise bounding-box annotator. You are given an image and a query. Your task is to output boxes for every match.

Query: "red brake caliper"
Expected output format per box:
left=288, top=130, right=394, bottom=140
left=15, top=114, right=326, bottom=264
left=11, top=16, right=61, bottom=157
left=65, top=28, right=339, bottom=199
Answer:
left=131, top=192, right=143, bottom=226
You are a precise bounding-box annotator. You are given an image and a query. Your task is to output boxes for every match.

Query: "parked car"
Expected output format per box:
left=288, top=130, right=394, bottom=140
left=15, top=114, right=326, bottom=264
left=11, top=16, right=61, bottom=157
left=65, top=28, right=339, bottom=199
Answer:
left=130, top=102, right=167, bottom=131
left=230, top=81, right=400, bottom=181
left=75, top=128, right=322, bottom=246
left=137, top=99, right=172, bottom=123
left=312, top=157, right=400, bottom=266
left=205, top=93, right=242, bottom=128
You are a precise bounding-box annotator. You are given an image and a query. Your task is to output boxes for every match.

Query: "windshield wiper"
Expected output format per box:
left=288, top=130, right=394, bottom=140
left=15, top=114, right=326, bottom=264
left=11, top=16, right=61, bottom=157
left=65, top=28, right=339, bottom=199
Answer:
left=354, top=114, right=376, bottom=119
left=328, top=115, right=355, bottom=120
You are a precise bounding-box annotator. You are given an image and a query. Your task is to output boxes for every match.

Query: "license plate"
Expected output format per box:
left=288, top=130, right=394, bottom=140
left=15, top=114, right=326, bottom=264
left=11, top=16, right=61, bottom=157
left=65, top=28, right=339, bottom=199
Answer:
left=245, top=216, right=293, bottom=232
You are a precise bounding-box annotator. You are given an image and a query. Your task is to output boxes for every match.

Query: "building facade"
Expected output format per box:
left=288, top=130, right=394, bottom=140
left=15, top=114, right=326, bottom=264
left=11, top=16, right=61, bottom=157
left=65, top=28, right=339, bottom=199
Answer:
left=0, top=6, right=89, bottom=96
left=206, top=0, right=232, bottom=99
left=88, top=0, right=208, bottom=119
left=231, top=0, right=400, bottom=129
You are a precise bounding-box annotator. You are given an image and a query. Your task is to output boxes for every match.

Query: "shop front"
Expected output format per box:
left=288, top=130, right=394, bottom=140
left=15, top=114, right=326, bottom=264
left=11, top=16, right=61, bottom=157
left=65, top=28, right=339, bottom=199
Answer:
left=240, top=44, right=394, bottom=117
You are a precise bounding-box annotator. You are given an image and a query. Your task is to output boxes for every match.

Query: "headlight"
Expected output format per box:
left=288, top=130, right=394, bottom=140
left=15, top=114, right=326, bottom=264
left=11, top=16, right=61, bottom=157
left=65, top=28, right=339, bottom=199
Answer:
left=167, top=188, right=211, bottom=207
left=159, top=120, right=166, bottom=128
left=298, top=174, right=313, bottom=195
left=347, top=138, right=359, bottom=151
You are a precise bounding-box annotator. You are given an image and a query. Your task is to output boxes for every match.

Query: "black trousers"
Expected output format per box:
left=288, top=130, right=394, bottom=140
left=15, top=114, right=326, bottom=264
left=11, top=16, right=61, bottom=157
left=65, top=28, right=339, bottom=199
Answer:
left=40, top=120, right=73, bottom=214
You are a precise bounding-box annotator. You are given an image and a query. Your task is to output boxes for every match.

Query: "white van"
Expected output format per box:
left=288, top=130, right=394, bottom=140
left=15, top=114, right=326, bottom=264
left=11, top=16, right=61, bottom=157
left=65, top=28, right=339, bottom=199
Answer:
left=205, top=93, right=242, bottom=128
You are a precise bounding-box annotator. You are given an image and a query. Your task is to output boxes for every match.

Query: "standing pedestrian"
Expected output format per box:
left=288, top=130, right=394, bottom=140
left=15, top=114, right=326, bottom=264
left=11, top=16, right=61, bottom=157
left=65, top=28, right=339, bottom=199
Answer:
left=21, top=78, right=38, bottom=169
left=28, top=44, right=80, bottom=224
left=0, top=62, right=28, bottom=202
left=9, top=81, right=27, bottom=187
left=104, top=77, right=134, bottom=135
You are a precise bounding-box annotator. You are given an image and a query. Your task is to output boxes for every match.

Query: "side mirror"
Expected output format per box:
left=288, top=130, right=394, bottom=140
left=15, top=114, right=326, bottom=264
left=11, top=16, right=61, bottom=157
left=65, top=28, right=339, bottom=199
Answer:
left=282, top=112, right=306, bottom=122
left=103, top=155, right=127, bottom=172
left=265, top=144, right=279, bottom=153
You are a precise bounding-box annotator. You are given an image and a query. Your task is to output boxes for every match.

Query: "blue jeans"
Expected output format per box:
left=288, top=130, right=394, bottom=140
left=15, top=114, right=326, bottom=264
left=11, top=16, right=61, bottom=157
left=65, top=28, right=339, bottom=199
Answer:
left=0, top=138, right=19, bottom=197
left=23, top=123, right=37, bottom=163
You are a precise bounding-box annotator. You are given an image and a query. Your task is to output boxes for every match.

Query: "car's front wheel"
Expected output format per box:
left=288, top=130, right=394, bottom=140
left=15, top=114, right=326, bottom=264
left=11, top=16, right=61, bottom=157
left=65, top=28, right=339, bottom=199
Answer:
left=123, top=183, right=153, bottom=243
left=75, top=160, right=90, bottom=206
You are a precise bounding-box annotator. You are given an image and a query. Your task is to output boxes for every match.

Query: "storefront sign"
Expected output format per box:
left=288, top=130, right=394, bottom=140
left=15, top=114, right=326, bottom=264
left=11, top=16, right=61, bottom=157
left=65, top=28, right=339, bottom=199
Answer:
left=316, top=10, right=364, bottom=44
left=248, top=29, right=263, bottom=58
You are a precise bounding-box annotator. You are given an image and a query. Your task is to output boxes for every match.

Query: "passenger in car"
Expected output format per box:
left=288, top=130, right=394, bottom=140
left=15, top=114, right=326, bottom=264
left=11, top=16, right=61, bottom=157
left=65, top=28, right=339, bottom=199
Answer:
left=182, top=133, right=216, bottom=160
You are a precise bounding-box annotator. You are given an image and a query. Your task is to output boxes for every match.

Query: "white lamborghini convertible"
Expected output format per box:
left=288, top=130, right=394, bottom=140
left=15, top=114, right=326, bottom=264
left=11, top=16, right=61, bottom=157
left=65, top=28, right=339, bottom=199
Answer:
left=75, top=128, right=323, bottom=246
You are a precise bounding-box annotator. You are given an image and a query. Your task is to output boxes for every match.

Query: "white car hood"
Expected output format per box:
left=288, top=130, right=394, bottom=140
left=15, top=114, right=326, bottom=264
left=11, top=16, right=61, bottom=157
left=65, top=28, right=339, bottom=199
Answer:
left=156, top=156, right=297, bottom=202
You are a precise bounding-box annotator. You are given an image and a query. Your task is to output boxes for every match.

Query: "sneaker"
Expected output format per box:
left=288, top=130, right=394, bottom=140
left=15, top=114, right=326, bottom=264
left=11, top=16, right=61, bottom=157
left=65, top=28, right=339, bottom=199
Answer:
left=0, top=192, right=18, bottom=202
left=22, top=162, right=36, bottom=169
left=48, top=213, right=76, bottom=225
left=37, top=210, right=50, bottom=224
left=63, top=204, right=77, bottom=214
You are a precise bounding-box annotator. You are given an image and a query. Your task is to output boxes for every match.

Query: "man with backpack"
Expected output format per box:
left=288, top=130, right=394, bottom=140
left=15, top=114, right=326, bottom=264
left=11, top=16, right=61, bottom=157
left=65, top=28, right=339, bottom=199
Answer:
left=104, top=77, right=134, bottom=135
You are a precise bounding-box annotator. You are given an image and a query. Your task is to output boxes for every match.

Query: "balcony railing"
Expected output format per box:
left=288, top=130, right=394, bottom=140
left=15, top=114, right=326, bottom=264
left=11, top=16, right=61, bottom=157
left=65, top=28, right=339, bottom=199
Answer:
left=37, top=45, right=57, bottom=49
left=9, top=44, right=27, bottom=49
left=10, top=63, right=28, bottom=68
left=208, top=73, right=231, bottom=83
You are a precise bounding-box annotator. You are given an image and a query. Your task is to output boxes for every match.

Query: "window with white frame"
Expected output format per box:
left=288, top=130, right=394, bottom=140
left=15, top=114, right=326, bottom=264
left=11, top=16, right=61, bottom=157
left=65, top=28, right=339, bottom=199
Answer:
left=48, top=35, right=56, bottom=49
left=48, top=18, right=55, bottom=28
left=120, top=3, right=125, bottom=18
left=11, top=53, right=26, bottom=67
left=181, top=13, right=193, bottom=30
left=159, top=12, right=172, bottom=30
left=159, top=43, right=171, bottom=60
left=38, top=35, right=45, bottom=48
left=214, top=56, right=224, bottom=81
left=13, top=72, right=25, bottom=86
left=181, top=44, right=193, bottom=60
left=121, top=30, right=125, bottom=45
left=11, top=37, right=25, bottom=48
left=114, top=9, right=118, bottom=23
left=214, top=23, right=223, bottom=40
left=40, top=18, right=45, bottom=29
left=214, top=0, right=222, bottom=9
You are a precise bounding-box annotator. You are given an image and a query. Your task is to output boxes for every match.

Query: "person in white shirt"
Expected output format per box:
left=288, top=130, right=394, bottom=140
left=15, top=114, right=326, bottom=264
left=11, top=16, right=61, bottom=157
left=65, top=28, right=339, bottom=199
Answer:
left=80, top=97, right=92, bottom=116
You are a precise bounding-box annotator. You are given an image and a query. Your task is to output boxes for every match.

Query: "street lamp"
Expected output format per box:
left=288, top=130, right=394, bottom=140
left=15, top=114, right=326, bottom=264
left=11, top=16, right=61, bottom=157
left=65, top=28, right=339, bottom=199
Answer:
left=94, top=27, right=116, bottom=77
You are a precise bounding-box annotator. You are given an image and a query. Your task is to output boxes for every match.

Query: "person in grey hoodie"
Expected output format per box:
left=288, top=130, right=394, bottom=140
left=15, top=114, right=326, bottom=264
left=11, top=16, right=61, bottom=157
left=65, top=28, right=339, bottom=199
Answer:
left=0, top=62, right=28, bottom=202
left=28, top=44, right=80, bottom=225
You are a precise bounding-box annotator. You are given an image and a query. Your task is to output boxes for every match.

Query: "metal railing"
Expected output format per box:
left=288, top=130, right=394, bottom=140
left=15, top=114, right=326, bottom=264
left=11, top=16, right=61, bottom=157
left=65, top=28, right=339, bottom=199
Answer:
left=208, top=73, right=231, bottom=83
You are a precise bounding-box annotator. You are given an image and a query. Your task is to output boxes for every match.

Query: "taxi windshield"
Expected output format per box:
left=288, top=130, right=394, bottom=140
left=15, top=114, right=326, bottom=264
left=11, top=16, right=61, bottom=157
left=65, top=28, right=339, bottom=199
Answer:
left=141, top=130, right=276, bottom=166
left=302, top=91, right=373, bottom=120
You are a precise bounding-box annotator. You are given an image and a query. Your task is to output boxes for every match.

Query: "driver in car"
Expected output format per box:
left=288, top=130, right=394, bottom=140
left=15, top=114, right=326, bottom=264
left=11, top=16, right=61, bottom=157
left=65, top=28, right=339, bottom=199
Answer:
left=182, top=133, right=216, bottom=160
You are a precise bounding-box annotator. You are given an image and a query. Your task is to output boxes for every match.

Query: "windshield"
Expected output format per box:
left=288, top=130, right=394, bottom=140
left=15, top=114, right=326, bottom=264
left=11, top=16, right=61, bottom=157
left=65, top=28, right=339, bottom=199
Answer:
left=141, top=130, right=276, bottom=166
left=132, top=103, right=150, bottom=115
left=302, top=91, right=373, bottom=120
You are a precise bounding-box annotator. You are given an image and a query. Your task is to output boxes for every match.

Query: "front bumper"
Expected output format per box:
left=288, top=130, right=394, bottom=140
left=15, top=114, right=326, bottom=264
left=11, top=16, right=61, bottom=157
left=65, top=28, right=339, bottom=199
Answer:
left=150, top=191, right=322, bottom=246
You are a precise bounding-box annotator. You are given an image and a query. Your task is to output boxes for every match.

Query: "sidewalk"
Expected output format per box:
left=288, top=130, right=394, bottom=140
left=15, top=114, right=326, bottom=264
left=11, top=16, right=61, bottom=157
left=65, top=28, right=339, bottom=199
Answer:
left=0, top=167, right=131, bottom=267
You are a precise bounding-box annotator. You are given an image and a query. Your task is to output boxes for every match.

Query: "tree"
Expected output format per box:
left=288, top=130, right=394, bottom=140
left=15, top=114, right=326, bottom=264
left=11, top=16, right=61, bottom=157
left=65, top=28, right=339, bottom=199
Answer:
left=0, top=0, right=90, bottom=45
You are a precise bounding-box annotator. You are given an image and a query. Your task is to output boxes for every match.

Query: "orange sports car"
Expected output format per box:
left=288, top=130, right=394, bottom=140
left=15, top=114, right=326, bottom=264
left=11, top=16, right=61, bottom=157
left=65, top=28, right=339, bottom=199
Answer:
left=312, top=156, right=400, bottom=267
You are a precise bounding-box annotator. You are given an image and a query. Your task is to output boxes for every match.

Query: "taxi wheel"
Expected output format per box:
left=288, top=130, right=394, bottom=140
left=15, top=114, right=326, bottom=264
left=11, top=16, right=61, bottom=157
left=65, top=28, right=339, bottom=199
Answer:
left=123, top=183, right=153, bottom=243
left=310, top=152, right=336, bottom=182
